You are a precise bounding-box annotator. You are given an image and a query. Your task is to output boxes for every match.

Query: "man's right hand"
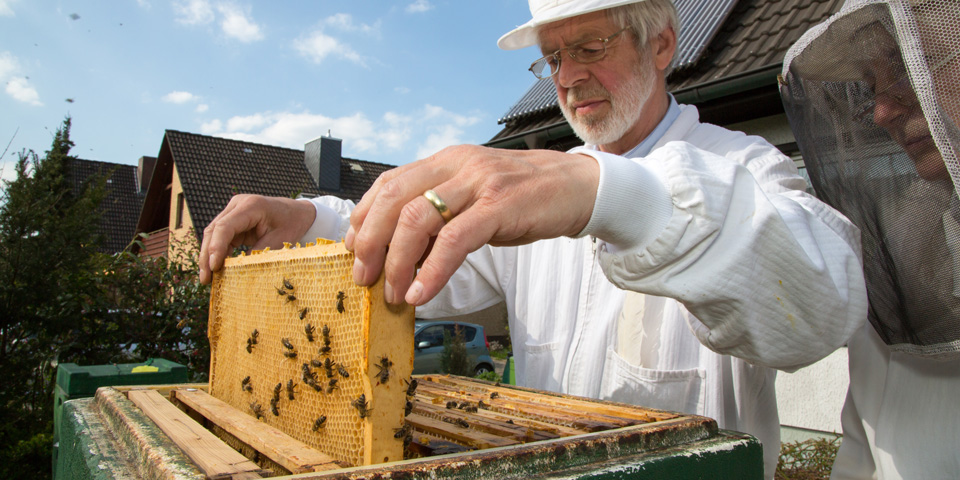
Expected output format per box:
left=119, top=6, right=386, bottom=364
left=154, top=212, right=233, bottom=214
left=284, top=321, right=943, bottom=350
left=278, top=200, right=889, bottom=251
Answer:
left=198, top=194, right=317, bottom=284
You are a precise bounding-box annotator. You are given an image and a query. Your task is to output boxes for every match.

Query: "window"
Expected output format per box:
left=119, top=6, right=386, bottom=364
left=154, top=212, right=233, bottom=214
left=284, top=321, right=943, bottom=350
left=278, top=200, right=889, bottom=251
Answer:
left=175, top=192, right=185, bottom=229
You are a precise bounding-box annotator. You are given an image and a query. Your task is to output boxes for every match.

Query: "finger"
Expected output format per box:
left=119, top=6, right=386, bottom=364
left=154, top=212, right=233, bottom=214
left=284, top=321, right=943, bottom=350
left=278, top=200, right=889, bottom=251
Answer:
left=350, top=161, right=451, bottom=286
left=199, top=199, right=242, bottom=284
left=380, top=190, right=451, bottom=303
left=404, top=207, right=499, bottom=306
left=204, top=202, right=265, bottom=279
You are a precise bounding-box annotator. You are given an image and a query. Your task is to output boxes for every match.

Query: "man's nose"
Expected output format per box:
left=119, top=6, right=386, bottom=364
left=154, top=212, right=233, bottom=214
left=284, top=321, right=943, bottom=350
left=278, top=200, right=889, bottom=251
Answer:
left=872, top=94, right=908, bottom=127
left=556, top=55, right=589, bottom=88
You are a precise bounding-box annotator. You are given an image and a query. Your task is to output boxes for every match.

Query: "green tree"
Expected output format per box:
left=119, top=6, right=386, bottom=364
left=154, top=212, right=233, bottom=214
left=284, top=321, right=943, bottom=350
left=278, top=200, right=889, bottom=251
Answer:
left=440, top=325, right=470, bottom=376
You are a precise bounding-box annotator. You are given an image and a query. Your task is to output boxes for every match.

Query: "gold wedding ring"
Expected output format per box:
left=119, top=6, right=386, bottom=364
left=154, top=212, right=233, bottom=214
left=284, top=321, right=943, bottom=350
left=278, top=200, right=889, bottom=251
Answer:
left=423, top=189, right=454, bottom=223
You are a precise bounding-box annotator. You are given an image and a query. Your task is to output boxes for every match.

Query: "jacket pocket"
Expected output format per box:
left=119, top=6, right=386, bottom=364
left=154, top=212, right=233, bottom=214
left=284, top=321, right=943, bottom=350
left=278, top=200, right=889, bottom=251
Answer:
left=521, top=341, right=562, bottom=392
left=599, top=346, right=706, bottom=415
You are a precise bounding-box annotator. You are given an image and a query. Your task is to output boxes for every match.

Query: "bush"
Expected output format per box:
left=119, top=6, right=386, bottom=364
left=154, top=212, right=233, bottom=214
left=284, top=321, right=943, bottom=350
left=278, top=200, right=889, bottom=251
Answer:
left=776, top=436, right=841, bottom=480
left=474, top=371, right=500, bottom=382
left=440, top=325, right=470, bottom=376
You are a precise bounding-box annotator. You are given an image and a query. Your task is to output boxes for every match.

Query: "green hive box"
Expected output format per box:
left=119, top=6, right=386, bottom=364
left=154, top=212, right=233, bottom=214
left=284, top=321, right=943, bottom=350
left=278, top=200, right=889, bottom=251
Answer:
left=53, top=358, right=188, bottom=477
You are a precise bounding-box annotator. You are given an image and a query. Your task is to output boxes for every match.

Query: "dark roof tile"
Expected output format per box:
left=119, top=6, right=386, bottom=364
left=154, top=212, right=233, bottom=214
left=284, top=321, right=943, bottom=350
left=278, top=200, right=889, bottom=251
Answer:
left=66, top=158, right=145, bottom=253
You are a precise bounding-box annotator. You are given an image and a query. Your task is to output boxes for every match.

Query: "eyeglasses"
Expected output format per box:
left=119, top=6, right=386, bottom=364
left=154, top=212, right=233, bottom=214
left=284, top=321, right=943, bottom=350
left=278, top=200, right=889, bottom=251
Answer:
left=528, top=27, right=629, bottom=79
left=853, top=47, right=960, bottom=124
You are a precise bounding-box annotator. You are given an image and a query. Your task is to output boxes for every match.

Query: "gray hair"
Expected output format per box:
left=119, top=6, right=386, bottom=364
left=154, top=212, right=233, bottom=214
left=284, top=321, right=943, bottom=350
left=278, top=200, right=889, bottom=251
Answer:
left=607, top=0, right=680, bottom=73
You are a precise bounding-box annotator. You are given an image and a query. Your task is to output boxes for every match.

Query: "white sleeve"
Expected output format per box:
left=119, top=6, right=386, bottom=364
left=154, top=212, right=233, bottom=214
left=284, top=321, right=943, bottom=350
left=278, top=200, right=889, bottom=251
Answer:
left=576, top=140, right=868, bottom=371
left=297, top=196, right=356, bottom=245
left=416, top=245, right=513, bottom=319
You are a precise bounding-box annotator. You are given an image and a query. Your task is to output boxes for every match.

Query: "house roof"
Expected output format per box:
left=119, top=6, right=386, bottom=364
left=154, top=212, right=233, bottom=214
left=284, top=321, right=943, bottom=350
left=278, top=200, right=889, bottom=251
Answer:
left=138, top=130, right=393, bottom=239
left=65, top=158, right=145, bottom=253
left=487, top=0, right=844, bottom=144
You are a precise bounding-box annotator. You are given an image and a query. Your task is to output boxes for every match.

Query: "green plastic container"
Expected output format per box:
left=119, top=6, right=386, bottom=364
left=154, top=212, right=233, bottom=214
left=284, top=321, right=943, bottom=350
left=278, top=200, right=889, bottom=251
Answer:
left=53, top=358, right=188, bottom=478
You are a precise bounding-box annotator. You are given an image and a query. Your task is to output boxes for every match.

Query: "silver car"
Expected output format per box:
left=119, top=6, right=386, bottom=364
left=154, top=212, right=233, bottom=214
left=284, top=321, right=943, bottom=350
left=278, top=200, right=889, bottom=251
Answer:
left=412, top=320, right=495, bottom=376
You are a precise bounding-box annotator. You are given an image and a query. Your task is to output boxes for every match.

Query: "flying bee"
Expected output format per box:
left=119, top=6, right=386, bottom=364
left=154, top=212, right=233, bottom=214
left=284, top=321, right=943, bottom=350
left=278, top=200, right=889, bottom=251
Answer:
left=404, top=400, right=413, bottom=416
left=304, top=322, right=315, bottom=342
left=336, top=291, right=346, bottom=313
left=404, top=378, right=418, bottom=397
left=352, top=394, right=371, bottom=419
left=393, top=422, right=412, bottom=439
left=312, top=415, right=327, bottom=431
left=337, top=364, right=349, bottom=378
left=326, top=378, right=339, bottom=394
left=270, top=398, right=280, bottom=416
left=286, top=380, right=296, bottom=400
left=250, top=401, right=264, bottom=419
left=374, top=355, right=393, bottom=385
left=490, top=392, right=499, bottom=400
left=283, top=278, right=294, bottom=291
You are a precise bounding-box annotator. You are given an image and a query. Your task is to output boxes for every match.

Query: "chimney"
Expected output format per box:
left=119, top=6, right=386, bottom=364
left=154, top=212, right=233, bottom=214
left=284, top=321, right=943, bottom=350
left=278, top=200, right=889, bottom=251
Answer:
left=304, top=134, right=342, bottom=192
left=137, top=156, right=157, bottom=193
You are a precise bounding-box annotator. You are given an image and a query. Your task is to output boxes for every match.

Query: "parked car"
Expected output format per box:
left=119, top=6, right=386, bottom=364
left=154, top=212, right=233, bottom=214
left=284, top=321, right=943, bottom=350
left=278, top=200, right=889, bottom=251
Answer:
left=412, top=320, right=495, bottom=376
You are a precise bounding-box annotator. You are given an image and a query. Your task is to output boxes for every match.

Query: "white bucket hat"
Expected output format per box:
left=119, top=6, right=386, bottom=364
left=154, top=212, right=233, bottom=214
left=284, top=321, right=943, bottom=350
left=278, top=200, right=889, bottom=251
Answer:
left=498, top=0, right=646, bottom=51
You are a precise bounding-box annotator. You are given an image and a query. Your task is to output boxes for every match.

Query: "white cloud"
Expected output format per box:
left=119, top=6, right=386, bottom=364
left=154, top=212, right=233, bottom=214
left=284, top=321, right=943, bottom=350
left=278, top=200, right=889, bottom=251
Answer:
left=293, top=30, right=364, bottom=66
left=173, top=0, right=214, bottom=25
left=217, top=3, right=263, bottom=42
left=394, top=86, right=410, bottom=95
left=162, top=90, right=199, bottom=104
left=6, top=77, right=42, bottom=106
left=406, top=0, right=433, bottom=13
left=324, top=13, right=380, bottom=36
left=135, top=0, right=151, bottom=9
left=0, top=52, right=41, bottom=106
left=195, top=103, right=208, bottom=113
left=199, top=104, right=483, bottom=163
left=0, top=0, right=18, bottom=16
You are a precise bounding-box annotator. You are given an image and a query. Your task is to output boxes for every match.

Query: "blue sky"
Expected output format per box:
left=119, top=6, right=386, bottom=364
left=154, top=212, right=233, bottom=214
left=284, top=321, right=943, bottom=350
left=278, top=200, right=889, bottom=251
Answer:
left=0, top=0, right=541, bottom=183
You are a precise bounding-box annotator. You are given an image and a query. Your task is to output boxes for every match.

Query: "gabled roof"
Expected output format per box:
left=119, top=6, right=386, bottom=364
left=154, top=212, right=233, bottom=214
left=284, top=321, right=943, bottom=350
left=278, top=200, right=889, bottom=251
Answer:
left=487, top=0, right=844, bottom=144
left=137, top=130, right=393, bottom=240
left=65, top=158, right=145, bottom=253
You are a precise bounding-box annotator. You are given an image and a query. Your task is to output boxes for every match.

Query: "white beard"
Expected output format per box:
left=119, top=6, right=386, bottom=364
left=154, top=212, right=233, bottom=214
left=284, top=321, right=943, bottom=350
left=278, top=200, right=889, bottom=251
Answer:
left=559, top=60, right=655, bottom=146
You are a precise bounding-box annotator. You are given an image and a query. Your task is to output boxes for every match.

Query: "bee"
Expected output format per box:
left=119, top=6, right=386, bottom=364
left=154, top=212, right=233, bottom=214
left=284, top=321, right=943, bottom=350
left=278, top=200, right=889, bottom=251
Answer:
left=240, top=376, right=252, bottom=392
left=246, top=338, right=255, bottom=353
left=283, top=351, right=298, bottom=359
left=310, top=358, right=323, bottom=368
left=324, top=358, right=336, bottom=378
left=273, top=382, right=282, bottom=401
left=319, top=344, right=331, bottom=356
left=304, top=322, right=315, bottom=342
left=250, top=402, right=264, bottom=419
left=246, top=329, right=259, bottom=353
left=462, top=405, right=478, bottom=413
left=286, top=294, right=297, bottom=303
left=309, top=381, right=323, bottom=392
left=478, top=400, right=489, bottom=410
left=446, top=401, right=458, bottom=409
left=275, top=287, right=286, bottom=296
left=326, top=378, right=339, bottom=394
left=506, top=419, right=514, bottom=425
left=393, top=422, right=412, bottom=439
left=404, top=378, right=418, bottom=397
left=312, top=415, right=327, bottom=431
left=456, top=419, right=469, bottom=429
left=301, top=307, right=310, bottom=320
left=352, top=394, right=371, bottom=419
left=336, top=291, right=346, bottom=313
left=283, top=278, right=295, bottom=291
left=286, top=379, right=296, bottom=400
left=337, top=364, right=349, bottom=378
left=282, top=338, right=294, bottom=350
left=374, top=355, right=393, bottom=385
left=270, top=398, right=280, bottom=416
left=404, top=400, right=413, bottom=416
left=490, top=392, right=499, bottom=400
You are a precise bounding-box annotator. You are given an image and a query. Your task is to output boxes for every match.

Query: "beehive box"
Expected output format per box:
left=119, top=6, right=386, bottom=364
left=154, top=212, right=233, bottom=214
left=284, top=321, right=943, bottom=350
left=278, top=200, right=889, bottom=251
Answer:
left=207, top=240, right=414, bottom=468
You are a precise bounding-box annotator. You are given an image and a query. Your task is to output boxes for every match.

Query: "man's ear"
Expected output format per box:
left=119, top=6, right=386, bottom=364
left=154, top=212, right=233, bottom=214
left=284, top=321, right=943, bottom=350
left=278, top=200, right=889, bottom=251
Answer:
left=654, top=26, right=677, bottom=71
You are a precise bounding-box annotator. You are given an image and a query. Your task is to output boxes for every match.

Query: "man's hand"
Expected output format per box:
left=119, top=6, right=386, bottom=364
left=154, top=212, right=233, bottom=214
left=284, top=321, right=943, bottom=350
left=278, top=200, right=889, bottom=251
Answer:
left=199, top=194, right=317, bottom=284
left=345, top=144, right=600, bottom=306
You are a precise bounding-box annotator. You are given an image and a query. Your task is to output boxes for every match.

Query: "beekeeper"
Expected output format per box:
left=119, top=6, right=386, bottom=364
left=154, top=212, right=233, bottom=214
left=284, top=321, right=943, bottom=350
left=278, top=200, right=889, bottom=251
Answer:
left=781, top=0, right=960, bottom=477
left=201, top=1, right=868, bottom=477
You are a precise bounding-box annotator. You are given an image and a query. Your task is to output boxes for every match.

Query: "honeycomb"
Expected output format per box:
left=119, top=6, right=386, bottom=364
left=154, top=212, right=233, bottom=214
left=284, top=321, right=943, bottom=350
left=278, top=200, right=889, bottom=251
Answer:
left=208, top=240, right=414, bottom=467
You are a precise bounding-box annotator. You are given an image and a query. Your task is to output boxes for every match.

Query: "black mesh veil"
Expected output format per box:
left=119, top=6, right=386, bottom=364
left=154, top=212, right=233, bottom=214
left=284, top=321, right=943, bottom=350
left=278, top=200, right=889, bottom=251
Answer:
left=780, top=0, right=960, bottom=358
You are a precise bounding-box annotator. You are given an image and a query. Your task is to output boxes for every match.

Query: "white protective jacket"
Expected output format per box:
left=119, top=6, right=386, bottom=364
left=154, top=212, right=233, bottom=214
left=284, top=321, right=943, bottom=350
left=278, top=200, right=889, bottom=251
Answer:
left=303, top=103, right=868, bottom=479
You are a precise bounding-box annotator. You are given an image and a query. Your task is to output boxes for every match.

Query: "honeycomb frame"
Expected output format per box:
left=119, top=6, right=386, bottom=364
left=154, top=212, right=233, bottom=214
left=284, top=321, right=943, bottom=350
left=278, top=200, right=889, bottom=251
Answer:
left=208, top=241, right=414, bottom=467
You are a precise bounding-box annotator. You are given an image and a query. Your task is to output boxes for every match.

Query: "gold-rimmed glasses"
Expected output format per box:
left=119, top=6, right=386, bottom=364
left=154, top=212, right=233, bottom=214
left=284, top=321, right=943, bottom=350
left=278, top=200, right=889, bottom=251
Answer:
left=528, top=27, right=630, bottom=79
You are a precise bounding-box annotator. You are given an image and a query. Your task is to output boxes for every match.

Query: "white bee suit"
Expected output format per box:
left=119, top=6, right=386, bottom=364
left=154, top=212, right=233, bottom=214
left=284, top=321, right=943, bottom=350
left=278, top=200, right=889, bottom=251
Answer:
left=303, top=101, right=867, bottom=480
